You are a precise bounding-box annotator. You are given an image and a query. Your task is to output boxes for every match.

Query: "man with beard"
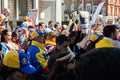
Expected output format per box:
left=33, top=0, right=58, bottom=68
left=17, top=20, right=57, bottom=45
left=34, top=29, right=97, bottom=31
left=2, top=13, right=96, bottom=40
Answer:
left=96, top=25, right=120, bottom=48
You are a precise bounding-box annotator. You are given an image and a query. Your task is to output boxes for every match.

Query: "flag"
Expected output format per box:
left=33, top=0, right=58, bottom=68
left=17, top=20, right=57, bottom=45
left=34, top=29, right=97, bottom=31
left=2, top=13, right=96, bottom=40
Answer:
left=87, top=0, right=106, bottom=43
left=26, top=12, right=30, bottom=21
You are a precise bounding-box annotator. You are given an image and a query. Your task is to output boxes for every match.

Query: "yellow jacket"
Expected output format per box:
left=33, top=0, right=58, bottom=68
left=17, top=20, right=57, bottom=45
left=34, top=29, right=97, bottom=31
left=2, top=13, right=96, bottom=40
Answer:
left=27, top=40, right=48, bottom=73
left=95, top=38, right=115, bottom=48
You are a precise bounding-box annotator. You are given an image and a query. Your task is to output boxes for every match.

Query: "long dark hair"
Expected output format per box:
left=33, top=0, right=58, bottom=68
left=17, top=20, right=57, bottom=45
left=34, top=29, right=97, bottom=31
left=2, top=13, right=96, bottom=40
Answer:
left=12, top=31, right=17, bottom=39
left=1, top=29, right=9, bottom=42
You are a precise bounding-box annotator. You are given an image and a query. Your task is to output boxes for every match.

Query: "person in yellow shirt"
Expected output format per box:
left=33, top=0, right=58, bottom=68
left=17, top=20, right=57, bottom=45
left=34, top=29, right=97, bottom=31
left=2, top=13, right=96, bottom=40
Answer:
left=96, top=25, right=118, bottom=48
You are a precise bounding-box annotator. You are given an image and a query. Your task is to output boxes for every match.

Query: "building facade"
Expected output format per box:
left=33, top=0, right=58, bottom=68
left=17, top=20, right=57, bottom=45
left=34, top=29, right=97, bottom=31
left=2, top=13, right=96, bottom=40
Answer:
left=106, top=0, right=120, bottom=16
left=78, top=0, right=120, bottom=16
left=0, top=0, right=62, bottom=28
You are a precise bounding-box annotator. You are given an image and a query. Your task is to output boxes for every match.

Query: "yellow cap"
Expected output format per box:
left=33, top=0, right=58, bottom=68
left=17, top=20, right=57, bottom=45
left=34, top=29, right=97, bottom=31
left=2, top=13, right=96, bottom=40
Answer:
left=31, top=31, right=39, bottom=39
left=3, top=50, right=20, bottom=68
left=46, top=39, right=56, bottom=46
left=31, top=30, right=45, bottom=39
left=90, top=33, right=98, bottom=42
left=3, top=50, right=36, bottom=74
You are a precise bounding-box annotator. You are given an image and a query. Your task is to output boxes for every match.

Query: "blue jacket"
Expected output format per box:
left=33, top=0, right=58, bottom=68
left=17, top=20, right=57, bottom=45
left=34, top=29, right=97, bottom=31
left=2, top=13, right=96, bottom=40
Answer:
left=1, top=43, right=10, bottom=56
left=27, top=40, right=48, bottom=73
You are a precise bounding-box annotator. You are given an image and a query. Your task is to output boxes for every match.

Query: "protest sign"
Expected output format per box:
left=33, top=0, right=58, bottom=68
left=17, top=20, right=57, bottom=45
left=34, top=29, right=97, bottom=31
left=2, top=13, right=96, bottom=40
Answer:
left=29, top=9, right=38, bottom=22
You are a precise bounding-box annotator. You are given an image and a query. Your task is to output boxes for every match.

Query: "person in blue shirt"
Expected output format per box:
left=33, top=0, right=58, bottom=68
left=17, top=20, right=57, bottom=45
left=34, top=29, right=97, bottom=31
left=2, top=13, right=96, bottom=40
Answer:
left=27, top=30, right=48, bottom=80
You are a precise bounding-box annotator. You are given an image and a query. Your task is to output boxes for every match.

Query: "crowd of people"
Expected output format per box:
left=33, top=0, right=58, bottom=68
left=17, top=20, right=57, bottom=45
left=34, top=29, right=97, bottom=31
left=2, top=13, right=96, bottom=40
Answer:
left=0, top=13, right=120, bottom=80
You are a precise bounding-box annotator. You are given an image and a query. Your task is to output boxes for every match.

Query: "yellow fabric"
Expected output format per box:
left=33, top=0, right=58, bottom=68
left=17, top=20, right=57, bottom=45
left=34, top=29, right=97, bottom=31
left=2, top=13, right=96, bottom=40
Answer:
left=90, top=33, right=98, bottom=42
left=26, top=16, right=29, bottom=21
left=69, top=19, right=73, bottom=26
left=3, top=50, right=20, bottom=68
left=96, top=26, right=100, bottom=31
left=32, top=40, right=48, bottom=68
left=31, top=31, right=39, bottom=39
left=46, top=39, right=56, bottom=46
left=36, top=51, right=48, bottom=68
left=52, top=38, right=56, bottom=42
left=61, top=30, right=66, bottom=35
left=56, top=53, right=71, bottom=61
left=95, top=38, right=115, bottom=48
left=32, top=40, right=45, bottom=50
left=99, top=15, right=103, bottom=18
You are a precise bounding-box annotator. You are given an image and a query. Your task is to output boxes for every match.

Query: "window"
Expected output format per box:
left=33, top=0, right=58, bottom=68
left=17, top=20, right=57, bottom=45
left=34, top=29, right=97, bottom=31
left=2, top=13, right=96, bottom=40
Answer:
left=102, top=7, right=106, bottom=16
left=0, top=0, right=5, bottom=14
left=111, top=6, right=113, bottom=15
left=115, top=7, right=117, bottom=15
left=32, top=0, right=34, bottom=9
left=86, top=3, right=91, bottom=13
left=93, top=6, right=97, bottom=13
left=79, top=4, right=82, bottom=11
left=19, top=0, right=28, bottom=16
left=79, top=6, right=82, bottom=11
left=119, top=8, right=120, bottom=14
left=0, top=0, right=1, bottom=13
left=86, top=6, right=91, bottom=13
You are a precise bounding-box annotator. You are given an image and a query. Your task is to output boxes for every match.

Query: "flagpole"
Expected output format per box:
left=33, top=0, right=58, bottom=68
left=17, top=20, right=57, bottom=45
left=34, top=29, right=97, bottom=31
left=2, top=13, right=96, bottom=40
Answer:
left=87, top=0, right=106, bottom=45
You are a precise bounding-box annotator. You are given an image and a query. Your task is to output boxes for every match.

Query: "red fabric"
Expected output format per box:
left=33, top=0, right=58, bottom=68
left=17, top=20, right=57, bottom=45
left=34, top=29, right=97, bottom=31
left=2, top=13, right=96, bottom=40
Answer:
left=117, top=36, right=120, bottom=41
left=44, top=67, right=49, bottom=74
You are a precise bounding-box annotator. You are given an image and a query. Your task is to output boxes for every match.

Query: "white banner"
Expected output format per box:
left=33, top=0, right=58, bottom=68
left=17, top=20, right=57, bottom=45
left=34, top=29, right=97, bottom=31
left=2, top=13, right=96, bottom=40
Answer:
left=90, top=1, right=106, bottom=26
left=87, top=0, right=106, bottom=44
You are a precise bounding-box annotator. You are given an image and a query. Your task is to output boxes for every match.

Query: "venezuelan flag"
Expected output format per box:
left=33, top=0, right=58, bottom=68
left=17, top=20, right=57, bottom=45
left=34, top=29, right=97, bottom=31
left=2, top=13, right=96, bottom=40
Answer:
left=26, top=12, right=30, bottom=21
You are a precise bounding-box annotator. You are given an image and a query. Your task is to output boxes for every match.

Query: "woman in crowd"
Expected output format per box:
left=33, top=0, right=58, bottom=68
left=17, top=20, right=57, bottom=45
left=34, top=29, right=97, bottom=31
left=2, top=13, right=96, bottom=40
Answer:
left=1, top=29, right=15, bottom=55
left=11, top=31, right=21, bottom=50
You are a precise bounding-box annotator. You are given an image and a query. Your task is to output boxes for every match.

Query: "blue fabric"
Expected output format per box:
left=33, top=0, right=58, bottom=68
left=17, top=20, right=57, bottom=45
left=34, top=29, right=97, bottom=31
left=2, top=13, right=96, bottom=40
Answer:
left=36, top=30, right=46, bottom=36
left=93, top=32, right=104, bottom=39
left=1, top=43, right=10, bottom=56
left=27, top=45, right=44, bottom=73
left=21, top=22, right=27, bottom=30
left=17, top=50, right=36, bottom=74
left=26, top=13, right=30, bottom=17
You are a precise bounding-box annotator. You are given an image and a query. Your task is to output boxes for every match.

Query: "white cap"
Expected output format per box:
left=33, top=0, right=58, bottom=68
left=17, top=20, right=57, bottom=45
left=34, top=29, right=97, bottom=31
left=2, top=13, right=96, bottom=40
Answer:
left=45, top=28, right=52, bottom=33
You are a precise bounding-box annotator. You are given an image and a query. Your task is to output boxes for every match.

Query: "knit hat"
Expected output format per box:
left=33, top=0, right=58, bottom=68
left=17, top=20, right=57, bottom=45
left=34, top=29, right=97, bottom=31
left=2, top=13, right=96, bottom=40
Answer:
left=3, top=50, right=36, bottom=74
